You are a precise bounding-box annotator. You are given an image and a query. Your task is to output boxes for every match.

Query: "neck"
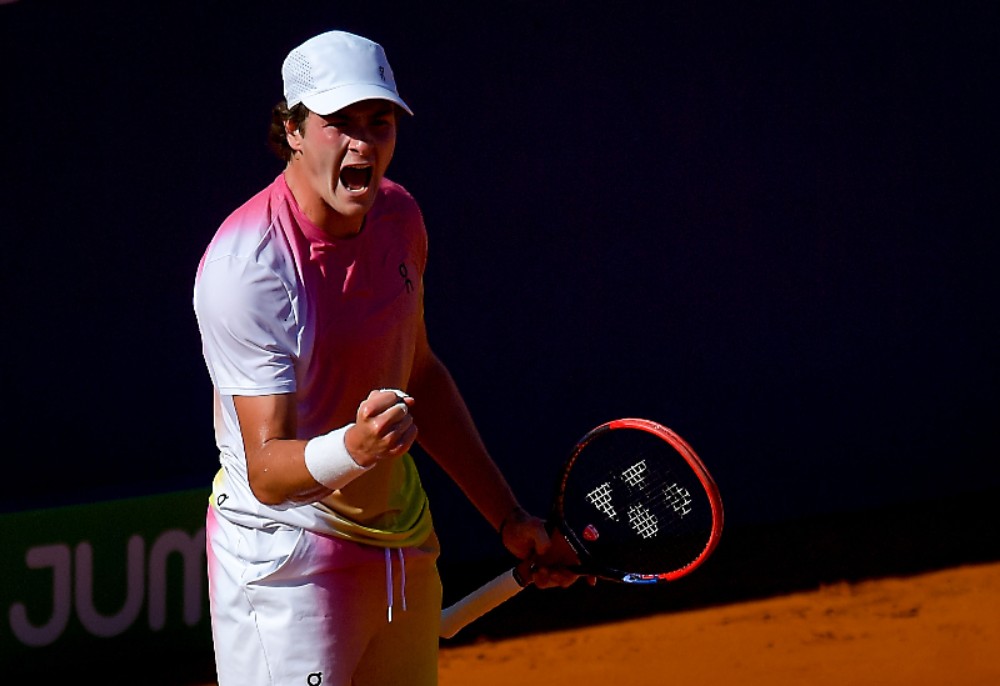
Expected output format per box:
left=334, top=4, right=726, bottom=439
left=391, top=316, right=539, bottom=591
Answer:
left=283, top=165, right=365, bottom=239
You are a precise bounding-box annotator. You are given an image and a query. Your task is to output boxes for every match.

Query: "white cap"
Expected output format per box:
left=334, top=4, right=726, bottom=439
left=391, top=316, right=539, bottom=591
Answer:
left=282, top=30, right=413, bottom=116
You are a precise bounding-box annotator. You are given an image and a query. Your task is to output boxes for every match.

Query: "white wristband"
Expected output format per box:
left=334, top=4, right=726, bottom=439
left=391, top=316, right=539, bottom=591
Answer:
left=304, top=424, right=370, bottom=491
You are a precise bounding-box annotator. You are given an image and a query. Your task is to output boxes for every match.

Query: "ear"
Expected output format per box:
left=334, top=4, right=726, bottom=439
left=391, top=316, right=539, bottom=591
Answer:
left=285, top=118, right=304, bottom=152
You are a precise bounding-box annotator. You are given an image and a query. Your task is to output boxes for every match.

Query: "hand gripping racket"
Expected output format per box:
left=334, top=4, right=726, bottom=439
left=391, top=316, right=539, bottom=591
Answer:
left=440, top=418, right=724, bottom=638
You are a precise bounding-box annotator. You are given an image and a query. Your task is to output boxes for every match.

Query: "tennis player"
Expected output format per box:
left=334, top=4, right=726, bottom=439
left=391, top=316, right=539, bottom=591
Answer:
left=193, top=30, right=576, bottom=686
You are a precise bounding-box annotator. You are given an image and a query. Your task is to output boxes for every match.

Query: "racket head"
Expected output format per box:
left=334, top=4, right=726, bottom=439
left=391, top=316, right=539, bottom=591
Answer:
left=553, top=418, right=723, bottom=584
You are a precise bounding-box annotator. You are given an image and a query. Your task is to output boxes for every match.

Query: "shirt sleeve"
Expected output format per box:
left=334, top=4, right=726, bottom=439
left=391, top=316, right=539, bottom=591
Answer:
left=194, top=253, right=299, bottom=396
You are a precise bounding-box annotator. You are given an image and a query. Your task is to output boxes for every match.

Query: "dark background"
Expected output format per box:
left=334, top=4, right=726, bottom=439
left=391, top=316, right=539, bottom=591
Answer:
left=2, top=0, right=997, bottom=625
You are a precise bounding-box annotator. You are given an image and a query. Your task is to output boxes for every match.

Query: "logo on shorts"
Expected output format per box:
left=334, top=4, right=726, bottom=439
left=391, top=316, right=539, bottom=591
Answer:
left=307, top=672, right=323, bottom=686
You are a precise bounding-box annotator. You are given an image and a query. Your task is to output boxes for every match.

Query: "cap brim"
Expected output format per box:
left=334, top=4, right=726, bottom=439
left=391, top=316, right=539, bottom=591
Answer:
left=300, top=84, right=413, bottom=116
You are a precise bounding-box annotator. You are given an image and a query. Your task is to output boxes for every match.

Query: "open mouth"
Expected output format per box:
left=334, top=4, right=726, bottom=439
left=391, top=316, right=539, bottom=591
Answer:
left=340, top=165, right=373, bottom=192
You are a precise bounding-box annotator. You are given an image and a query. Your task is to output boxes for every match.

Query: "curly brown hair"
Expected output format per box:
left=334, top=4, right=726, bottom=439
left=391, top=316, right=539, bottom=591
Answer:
left=267, top=100, right=310, bottom=162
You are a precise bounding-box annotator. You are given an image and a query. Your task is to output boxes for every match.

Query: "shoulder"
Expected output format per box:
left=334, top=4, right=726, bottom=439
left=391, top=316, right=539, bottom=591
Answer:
left=371, top=178, right=427, bottom=262
left=195, top=177, right=298, bottom=315
left=374, top=178, right=423, bottom=222
left=203, top=177, right=287, bottom=263
left=369, top=177, right=427, bottom=247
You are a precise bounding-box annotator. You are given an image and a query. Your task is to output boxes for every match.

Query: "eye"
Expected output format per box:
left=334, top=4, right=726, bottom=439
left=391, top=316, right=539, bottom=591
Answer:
left=372, top=109, right=395, bottom=126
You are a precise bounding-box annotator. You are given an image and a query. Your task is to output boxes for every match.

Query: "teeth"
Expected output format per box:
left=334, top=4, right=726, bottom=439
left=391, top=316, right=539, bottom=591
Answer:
left=340, top=165, right=373, bottom=191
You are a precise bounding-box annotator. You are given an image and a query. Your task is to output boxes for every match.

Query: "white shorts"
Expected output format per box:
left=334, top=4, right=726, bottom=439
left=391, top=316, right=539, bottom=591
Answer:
left=206, top=505, right=442, bottom=686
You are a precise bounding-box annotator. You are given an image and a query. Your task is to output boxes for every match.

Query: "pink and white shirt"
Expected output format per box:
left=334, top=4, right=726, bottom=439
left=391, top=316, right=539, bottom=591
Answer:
left=194, top=173, right=432, bottom=545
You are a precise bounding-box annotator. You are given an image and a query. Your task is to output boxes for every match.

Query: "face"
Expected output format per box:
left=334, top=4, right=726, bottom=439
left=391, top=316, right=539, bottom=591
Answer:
left=285, top=99, right=398, bottom=238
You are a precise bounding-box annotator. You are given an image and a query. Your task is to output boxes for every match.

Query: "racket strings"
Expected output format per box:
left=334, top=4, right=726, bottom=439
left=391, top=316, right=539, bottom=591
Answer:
left=593, top=453, right=702, bottom=535
left=565, top=436, right=716, bottom=575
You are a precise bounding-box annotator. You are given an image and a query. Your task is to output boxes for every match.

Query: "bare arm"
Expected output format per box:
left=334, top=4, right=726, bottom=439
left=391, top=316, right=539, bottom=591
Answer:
left=235, top=390, right=417, bottom=506
left=407, top=319, right=579, bottom=586
left=406, top=324, right=519, bottom=531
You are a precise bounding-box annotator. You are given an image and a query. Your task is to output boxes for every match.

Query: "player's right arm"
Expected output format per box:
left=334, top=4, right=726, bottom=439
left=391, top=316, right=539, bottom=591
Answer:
left=236, top=390, right=417, bottom=506
left=197, top=251, right=416, bottom=506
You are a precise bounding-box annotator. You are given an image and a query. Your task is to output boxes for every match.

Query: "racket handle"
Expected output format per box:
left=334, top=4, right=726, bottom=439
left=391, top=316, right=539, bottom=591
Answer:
left=439, top=564, right=528, bottom=638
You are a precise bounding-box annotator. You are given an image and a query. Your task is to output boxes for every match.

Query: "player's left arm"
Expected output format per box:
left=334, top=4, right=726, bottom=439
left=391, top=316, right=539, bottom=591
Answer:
left=407, top=319, right=577, bottom=587
left=406, top=318, right=527, bottom=538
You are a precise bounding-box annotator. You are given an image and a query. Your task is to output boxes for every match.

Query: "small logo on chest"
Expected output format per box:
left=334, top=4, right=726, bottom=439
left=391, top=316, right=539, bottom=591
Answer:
left=398, top=262, right=414, bottom=293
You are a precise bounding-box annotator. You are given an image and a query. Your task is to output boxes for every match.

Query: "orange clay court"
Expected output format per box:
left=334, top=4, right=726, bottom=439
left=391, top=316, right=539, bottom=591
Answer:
left=187, top=561, right=998, bottom=685
left=437, top=562, right=1000, bottom=686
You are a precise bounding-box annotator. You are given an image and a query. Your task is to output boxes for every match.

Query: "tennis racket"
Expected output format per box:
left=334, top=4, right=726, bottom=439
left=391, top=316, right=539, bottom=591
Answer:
left=439, top=418, right=723, bottom=638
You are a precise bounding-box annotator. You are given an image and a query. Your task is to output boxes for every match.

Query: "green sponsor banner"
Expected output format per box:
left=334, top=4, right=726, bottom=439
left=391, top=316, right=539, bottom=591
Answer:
left=1, top=489, right=214, bottom=680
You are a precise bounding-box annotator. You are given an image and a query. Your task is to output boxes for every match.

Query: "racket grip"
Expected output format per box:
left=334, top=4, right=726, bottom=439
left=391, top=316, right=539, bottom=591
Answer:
left=439, top=566, right=527, bottom=638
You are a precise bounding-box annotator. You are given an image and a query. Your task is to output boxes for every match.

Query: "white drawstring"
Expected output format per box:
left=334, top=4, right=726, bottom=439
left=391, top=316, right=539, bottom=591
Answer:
left=384, top=548, right=408, bottom=623
left=398, top=548, right=408, bottom=613
left=384, top=549, right=393, bottom=622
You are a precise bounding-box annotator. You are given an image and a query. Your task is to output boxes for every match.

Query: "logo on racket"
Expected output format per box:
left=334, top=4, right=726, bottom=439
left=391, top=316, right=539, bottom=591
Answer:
left=664, top=482, right=693, bottom=515
left=584, top=459, right=694, bottom=539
